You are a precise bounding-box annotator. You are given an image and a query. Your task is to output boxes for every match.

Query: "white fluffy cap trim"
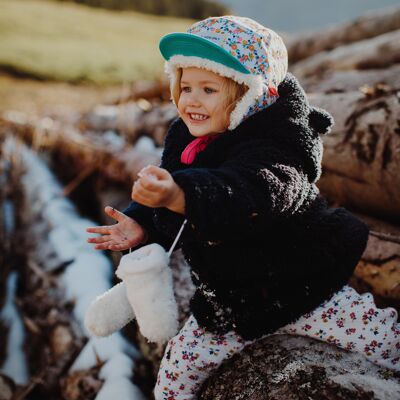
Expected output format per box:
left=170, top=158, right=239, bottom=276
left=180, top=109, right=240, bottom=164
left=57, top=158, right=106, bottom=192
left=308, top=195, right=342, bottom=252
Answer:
left=116, top=243, right=169, bottom=277
left=165, top=55, right=264, bottom=130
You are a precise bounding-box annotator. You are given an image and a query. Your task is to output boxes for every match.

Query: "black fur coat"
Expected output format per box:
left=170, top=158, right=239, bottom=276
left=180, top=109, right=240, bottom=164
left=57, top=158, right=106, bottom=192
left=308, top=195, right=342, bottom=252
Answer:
left=123, top=73, right=369, bottom=340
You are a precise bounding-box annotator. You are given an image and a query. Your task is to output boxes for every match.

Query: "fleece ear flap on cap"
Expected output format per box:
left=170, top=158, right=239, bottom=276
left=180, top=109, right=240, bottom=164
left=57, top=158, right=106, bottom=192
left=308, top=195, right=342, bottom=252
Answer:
left=308, top=107, right=334, bottom=135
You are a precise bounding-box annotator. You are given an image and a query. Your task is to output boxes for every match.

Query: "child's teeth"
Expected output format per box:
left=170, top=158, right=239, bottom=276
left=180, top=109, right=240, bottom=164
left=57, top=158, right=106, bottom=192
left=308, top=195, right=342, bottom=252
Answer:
left=190, top=113, right=207, bottom=120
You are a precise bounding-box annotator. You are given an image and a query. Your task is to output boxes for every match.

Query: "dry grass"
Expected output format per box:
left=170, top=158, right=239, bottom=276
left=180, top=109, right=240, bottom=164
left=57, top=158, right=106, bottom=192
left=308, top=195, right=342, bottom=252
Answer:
left=0, top=74, right=125, bottom=115
left=0, top=0, right=191, bottom=84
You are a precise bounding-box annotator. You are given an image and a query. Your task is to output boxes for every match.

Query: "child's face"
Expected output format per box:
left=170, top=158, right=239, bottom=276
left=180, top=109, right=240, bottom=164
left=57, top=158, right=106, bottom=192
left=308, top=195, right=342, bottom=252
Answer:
left=177, top=67, right=229, bottom=137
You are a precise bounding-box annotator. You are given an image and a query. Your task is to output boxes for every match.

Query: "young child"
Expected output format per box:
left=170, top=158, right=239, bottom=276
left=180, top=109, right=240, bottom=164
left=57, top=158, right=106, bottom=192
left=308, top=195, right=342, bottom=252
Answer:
left=87, top=16, right=400, bottom=399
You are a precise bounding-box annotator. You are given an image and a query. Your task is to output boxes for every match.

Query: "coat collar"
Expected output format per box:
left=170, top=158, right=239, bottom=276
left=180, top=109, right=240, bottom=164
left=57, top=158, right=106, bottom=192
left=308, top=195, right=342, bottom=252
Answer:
left=170, top=73, right=333, bottom=180
left=176, top=73, right=333, bottom=140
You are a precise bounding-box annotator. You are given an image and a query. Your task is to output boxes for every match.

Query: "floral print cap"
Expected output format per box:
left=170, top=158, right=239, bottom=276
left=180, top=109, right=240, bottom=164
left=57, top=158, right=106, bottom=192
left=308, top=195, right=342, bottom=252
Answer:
left=160, top=16, right=288, bottom=130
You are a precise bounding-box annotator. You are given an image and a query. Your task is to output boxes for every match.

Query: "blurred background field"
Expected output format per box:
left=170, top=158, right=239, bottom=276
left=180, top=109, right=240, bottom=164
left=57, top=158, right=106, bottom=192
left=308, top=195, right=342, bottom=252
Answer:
left=0, top=0, right=193, bottom=84
left=1, top=0, right=400, bottom=115
left=0, top=0, right=192, bottom=114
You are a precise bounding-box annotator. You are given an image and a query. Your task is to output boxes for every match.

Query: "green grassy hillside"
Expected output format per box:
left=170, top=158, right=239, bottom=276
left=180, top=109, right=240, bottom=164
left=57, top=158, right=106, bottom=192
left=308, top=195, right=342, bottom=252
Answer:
left=0, top=0, right=192, bottom=84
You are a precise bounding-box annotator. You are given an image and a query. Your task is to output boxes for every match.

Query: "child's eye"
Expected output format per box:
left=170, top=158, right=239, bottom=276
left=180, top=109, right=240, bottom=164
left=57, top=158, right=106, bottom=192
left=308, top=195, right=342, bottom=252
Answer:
left=181, top=86, right=191, bottom=93
left=204, top=87, right=216, bottom=94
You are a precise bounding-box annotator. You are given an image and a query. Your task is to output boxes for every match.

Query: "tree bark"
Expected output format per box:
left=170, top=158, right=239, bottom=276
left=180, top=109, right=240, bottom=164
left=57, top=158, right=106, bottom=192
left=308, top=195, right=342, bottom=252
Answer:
left=123, top=78, right=170, bottom=103
left=0, top=139, right=87, bottom=398
left=4, top=100, right=400, bottom=397
left=80, top=102, right=176, bottom=146
left=287, top=7, right=400, bottom=63
left=198, top=334, right=400, bottom=400
left=349, top=213, right=400, bottom=311
left=291, top=29, right=400, bottom=79
left=1, top=139, right=145, bottom=399
left=308, top=88, right=400, bottom=221
left=300, top=63, right=400, bottom=94
left=4, top=86, right=400, bottom=221
left=0, top=115, right=161, bottom=187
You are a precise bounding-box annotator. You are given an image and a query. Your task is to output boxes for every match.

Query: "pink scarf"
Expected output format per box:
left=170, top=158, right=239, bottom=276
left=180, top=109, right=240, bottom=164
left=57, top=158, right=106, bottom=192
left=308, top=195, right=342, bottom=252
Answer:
left=180, top=134, right=220, bottom=165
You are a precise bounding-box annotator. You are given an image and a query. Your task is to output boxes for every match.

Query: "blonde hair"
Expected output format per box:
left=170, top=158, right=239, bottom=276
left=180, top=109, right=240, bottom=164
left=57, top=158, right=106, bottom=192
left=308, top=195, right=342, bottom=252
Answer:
left=171, top=67, right=248, bottom=125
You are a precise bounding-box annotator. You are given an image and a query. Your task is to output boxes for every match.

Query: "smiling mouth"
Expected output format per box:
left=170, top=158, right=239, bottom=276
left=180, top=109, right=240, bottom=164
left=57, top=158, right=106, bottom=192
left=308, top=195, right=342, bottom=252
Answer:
left=188, top=113, right=209, bottom=122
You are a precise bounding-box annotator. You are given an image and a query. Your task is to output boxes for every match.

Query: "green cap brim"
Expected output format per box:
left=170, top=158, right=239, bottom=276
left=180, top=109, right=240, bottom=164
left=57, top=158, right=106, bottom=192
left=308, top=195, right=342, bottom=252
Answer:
left=159, top=33, right=250, bottom=75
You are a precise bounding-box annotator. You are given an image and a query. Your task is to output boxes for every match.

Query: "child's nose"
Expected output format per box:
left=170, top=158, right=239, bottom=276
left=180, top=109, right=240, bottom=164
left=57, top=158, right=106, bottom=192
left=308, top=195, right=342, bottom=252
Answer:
left=186, top=92, right=201, bottom=107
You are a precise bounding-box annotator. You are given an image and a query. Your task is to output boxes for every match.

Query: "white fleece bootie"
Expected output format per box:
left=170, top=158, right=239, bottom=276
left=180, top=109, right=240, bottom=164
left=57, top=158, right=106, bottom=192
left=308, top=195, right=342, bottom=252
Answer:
left=85, top=281, right=135, bottom=337
left=85, top=243, right=179, bottom=343
left=85, top=219, right=187, bottom=342
left=115, top=243, right=179, bottom=343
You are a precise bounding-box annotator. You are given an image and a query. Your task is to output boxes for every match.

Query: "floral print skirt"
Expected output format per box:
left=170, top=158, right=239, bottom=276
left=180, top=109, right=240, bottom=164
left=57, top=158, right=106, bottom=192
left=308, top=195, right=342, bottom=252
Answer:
left=279, top=285, right=400, bottom=370
left=154, top=314, right=251, bottom=400
left=154, top=285, right=400, bottom=400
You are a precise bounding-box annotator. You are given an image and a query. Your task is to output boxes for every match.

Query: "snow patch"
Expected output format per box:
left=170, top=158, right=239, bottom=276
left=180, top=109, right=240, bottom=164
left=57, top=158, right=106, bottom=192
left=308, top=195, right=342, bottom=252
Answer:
left=331, top=373, right=400, bottom=398
left=0, top=272, right=28, bottom=384
left=3, top=200, right=14, bottom=234
left=70, top=336, right=138, bottom=372
left=95, top=377, right=146, bottom=400
left=136, top=136, right=163, bottom=157
left=99, top=353, right=135, bottom=380
left=4, top=138, right=146, bottom=399
left=270, top=360, right=305, bottom=384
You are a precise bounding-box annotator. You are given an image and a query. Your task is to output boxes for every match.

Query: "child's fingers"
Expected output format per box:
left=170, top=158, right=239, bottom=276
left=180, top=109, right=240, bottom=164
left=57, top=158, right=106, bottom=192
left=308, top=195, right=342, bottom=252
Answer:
left=87, top=235, right=111, bottom=244
left=108, top=243, right=130, bottom=251
left=139, top=164, right=158, bottom=175
left=131, top=189, right=154, bottom=206
left=94, top=242, right=130, bottom=251
left=132, top=180, right=160, bottom=200
left=136, top=174, right=163, bottom=191
left=104, top=206, right=127, bottom=222
left=139, top=165, right=171, bottom=181
left=133, top=170, right=170, bottom=192
left=86, top=226, right=112, bottom=234
left=94, top=241, right=114, bottom=250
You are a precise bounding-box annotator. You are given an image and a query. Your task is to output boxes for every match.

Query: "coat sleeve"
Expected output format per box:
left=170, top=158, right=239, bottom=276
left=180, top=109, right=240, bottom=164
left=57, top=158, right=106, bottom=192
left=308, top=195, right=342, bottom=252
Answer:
left=154, top=141, right=315, bottom=241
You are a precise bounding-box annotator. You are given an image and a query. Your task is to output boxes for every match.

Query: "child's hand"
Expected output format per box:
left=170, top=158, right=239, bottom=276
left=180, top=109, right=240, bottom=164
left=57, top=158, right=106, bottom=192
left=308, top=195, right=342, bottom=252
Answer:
left=86, top=206, right=148, bottom=251
left=132, top=165, right=185, bottom=213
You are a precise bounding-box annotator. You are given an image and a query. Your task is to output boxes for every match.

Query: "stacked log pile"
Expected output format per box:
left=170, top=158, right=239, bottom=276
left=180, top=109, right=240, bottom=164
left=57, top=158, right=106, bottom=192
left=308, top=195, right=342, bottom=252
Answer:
left=0, top=137, right=162, bottom=399
left=1, top=5, right=400, bottom=399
